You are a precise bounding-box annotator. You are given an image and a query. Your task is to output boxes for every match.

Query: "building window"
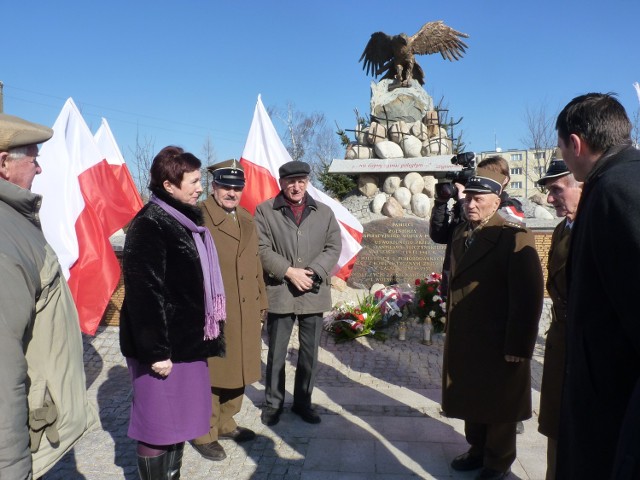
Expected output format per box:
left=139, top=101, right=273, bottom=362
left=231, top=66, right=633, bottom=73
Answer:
left=510, top=153, right=522, bottom=161
left=536, top=166, right=546, bottom=175
left=510, top=167, right=523, bottom=175
left=511, top=181, right=523, bottom=189
left=534, top=151, right=546, bottom=160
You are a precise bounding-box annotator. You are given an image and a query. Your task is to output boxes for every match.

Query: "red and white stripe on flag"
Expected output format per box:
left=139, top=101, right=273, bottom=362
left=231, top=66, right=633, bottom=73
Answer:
left=33, top=98, right=141, bottom=335
left=239, top=95, right=363, bottom=280
left=94, top=118, right=144, bottom=213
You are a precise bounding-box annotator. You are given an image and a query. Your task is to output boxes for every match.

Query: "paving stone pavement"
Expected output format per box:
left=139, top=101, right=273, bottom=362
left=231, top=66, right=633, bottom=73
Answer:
left=43, top=299, right=552, bottom=480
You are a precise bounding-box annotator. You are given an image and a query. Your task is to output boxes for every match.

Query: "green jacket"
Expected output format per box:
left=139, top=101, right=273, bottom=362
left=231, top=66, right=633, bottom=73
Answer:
left=0, top=179, right=98, bottom=479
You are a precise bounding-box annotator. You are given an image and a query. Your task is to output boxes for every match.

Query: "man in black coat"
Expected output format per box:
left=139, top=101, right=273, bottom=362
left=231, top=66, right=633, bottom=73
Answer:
left=555, top=92, right=640, bottom=479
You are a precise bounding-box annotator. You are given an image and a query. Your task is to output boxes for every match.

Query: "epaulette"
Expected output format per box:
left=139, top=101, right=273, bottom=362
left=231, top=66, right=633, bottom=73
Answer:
left=503, top=220, right=527, bottom=231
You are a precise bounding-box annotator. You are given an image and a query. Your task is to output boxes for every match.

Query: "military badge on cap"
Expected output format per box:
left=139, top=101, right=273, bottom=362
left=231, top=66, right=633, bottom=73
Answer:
left=463, top=168, right=505, bottom=195
left=207, top=158, right=245, bottom=188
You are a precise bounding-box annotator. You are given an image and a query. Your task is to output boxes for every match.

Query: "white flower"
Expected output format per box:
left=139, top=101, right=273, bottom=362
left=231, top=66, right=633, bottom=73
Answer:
left=440, top=317, right=447, bottom=323
left=441, top=303, right=447, bottom=313
left=432, top=295, right=441, bottom=302
left=429, top=311, right=437, bottom=318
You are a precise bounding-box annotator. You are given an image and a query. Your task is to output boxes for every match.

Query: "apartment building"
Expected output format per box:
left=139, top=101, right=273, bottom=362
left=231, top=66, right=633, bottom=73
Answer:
left=476, top=148, right=556, bottom=198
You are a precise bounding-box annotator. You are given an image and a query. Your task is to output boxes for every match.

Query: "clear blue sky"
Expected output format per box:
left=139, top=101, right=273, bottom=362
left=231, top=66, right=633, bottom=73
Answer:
left=4, top=0, right=639, bottom=170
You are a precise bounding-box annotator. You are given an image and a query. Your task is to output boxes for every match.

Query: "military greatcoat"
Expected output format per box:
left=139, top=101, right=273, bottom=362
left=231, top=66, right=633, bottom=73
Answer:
left=538, top=218, right=570, bottom=439
left=442, top=211, right=544, bottom=424
left=201, top=197, right=268, bottom=388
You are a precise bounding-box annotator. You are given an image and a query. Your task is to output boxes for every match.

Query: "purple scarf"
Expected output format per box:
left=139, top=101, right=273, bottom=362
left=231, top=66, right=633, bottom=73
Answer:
left=150, top=194, right=225, bottom=340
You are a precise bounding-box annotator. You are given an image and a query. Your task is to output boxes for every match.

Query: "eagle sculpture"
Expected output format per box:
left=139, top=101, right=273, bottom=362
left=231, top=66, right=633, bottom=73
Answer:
left=359, top=21, right=469, bottom=87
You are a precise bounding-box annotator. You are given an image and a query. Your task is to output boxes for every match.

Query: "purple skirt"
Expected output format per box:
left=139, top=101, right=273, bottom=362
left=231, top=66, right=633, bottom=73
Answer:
left=126, top=358, right=211, bottom=445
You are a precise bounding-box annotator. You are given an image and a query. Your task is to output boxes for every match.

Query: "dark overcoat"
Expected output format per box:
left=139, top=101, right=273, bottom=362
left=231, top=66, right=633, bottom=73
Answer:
left=442, top=212, right=544, bottom=424
left=200, top=197, right=268, bottom=388
left=254, top=192, right=341, bottom=315
left=538, top=218, right=570, bottom=438
left=557, top=145, right=640, bottom=479
left=120, top=188, right=224, bottom=363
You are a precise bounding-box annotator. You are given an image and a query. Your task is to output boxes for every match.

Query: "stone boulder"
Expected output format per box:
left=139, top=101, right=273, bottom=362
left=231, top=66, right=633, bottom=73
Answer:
left=371, top=193, right=387, bottom=214
left=393, top=186, right=412, bottom=208
left=422, top=175, right=437, bottom=198
left=370, top=79, right=434, bottom=124
left=345, top=144, right=373, bottom=160
left=358, top=174, right=378, bottom=198
left=401, top=136, right=423, bottom=158
left=403, top=172, right=425, bottom=194
left=411, top=193, right=431, bottom=218
left=410, top=122, right=430, bottom=141
left=534, top=205, right=555, bottom=220
left=366, top=122, right=387, bottom=145
left=388, top=121, right=410, bottom=144
left=374, top=140, right=403, bottom=159
left=382, top=175, right=402, bottom=194
left=381, top=197, right=405, bottom=218
left=529, top=192, right=546, bottom=206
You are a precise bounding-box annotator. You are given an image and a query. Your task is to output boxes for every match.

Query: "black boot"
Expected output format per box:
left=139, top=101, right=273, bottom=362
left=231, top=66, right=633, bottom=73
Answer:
left=167, top=442, right=184, bottom=479
left=137, top=452, right=169, bottom=480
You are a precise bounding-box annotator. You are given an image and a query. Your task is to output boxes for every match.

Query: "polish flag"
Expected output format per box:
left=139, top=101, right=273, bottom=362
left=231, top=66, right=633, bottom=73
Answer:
left=239, top=95, right=363, bottom=280
left=32, top=98, right=141, bottom=335
left=94, top=118, right=144, bottom=212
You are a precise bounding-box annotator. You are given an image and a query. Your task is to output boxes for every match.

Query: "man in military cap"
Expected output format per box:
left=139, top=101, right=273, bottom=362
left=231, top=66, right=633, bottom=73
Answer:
left=536, top=153, right=583, bottom=480
left=442, top=168, right=544, bottom=480
left=0, top=113, right=97, bottom=478
left=255, top=160, right=341, bottom=427
left=192, top=159, right=268, bottom=461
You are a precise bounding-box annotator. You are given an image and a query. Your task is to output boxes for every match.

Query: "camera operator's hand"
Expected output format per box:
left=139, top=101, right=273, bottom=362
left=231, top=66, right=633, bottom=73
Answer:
left=454, top=182, right=466, bottom=200
left=285, top=267, right=314, bottom=292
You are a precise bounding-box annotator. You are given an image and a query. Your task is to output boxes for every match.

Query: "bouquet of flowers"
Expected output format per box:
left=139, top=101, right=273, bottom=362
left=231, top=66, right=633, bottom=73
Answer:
left=323, top=294, right=387, bottom=342
left=414, top=272, right=447, bottom=333
left=373, top=283, right=414, bottom=325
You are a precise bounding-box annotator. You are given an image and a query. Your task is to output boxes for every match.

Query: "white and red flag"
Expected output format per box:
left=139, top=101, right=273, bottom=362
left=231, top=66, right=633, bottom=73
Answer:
left=33, top=98, right=141, bottom=335
left=94, top=118, right=144, bottom=212
left=239, top=95, right=363, bottom=280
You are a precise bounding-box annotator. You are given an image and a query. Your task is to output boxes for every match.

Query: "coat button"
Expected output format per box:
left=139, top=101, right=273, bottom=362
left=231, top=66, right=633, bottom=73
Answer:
left=297, top=258, right=302, bottom=262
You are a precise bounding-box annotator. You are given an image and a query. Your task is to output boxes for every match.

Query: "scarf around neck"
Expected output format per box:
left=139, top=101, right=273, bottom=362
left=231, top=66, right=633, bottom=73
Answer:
left=150, top=194, right=226, bottom=339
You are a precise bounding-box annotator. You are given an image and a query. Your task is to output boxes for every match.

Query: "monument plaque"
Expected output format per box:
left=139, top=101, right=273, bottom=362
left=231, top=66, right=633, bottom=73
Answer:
left=348, top=217, right=446, bottom=289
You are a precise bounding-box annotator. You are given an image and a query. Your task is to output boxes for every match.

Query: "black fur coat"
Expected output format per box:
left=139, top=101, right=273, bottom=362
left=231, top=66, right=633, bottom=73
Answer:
left=119, top=187, right=225, bottom=363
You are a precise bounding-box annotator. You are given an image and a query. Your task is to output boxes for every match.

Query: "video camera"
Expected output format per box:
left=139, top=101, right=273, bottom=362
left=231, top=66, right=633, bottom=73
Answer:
left=434, top=152, right=476, bottom=201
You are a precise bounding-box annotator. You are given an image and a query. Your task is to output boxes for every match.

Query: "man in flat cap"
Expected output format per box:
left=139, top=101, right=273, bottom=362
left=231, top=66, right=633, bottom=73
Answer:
left=442, top=168, right=544, bottom=480
left=536, top=153, right=582, bottom=480
left=255, top=160, right=340, bottom=426
left=192, top=159, right=268, bottom=461
left=0, top=113, right=97, bottom=478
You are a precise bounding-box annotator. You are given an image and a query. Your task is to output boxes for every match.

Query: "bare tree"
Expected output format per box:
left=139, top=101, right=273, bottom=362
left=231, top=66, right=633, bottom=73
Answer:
left=129, top=130, right=155, bottom=202
left=631, top=107, right=640, bottom=149
left=200, top=136, right=217, bottom=198
left=520, top=102, right=557, bottom=191
left=269, top=103, right=341, bottom=187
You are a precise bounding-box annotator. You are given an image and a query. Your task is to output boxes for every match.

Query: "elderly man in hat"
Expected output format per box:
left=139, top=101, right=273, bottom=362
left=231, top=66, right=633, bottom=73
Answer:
left=0, top=114, right=97, bottom=478
left=255, top=160, right=341, bottom=427
left=536, top=154, right=583, bottom=480
left=442, top=168, right=544, bottom=480
left=192, top=159, right=268, bottom=461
